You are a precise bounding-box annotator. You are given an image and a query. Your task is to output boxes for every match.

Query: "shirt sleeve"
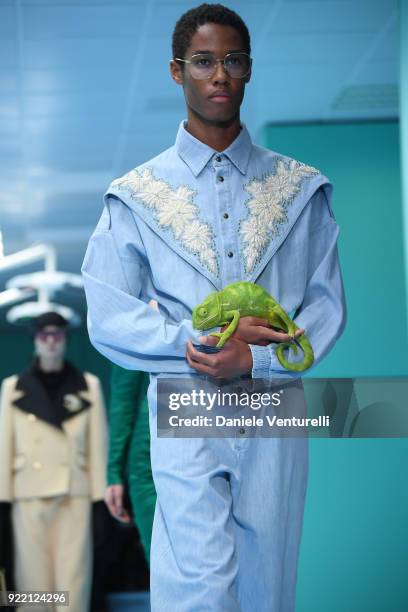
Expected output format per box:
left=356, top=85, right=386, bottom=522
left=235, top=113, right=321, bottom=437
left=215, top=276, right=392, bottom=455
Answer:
left=249, top=186, right=347, bottom=379
left=81, top=195, right=201, bottom=373
left=107, top=365, right=145, bottom=486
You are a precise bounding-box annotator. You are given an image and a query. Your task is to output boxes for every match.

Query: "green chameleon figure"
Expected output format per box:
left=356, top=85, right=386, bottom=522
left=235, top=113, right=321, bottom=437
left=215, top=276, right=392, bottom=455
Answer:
left=192, top=281, right=314, bottom=372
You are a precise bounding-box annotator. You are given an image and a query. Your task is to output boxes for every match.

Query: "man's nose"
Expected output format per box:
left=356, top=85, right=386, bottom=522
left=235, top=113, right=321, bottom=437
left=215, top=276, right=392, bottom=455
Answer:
left=212, top=60, right=229, bottom=83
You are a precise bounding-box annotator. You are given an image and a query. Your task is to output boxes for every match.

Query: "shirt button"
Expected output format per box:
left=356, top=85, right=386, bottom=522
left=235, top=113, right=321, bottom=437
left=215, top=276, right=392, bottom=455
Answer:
left=215, top=155, right=222, bottom=162
left=217, top=175, right=224, bottom=182
left=239, top=428, right=245, bottom=435
left=227, top=251, right=233, bottom=257
left=223, top=213, right=229, bottom=219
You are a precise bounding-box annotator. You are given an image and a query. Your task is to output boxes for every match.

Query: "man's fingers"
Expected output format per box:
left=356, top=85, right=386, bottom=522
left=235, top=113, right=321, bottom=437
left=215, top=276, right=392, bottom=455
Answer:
left=252, top=317, right=269, bottom=327
left=113, top=491, right=123, bottom=513
left=199, top=335, right=219, bottom=346
left=186, top=353, right=218, bottom=376
left=263, top=329, right=292, bottom=342
left=104, top=493, right=114, bottom=514
left=186, top=342, right=224, bottom=376
left=259, top=327, right=305, bottom=343
left=187, top=340, right=245, bottom=380
left=118, top=511, right=132, bottom=524
left=105, top=489, right=121, bottom=517
left=187, top=340, right=219, bottom=368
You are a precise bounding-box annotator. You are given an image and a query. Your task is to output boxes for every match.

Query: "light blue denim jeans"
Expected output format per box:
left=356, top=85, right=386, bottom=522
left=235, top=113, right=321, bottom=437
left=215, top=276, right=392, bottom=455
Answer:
left=148, top=375, right=309, bottom=612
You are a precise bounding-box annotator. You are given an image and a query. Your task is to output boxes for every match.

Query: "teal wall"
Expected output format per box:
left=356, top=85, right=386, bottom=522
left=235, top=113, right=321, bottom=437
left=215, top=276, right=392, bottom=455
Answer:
left=299, top=438, right=408, bottom=612
left=263, top=120, right=408, bottom=377
left=401, top=0, right=408, bottom=331
left=262, top=120, right=408, bottom=611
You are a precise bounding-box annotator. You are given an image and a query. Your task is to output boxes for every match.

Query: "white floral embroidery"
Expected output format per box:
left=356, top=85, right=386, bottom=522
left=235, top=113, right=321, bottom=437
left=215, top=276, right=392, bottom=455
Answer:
left=111, top=167, right=219, bottom=276
left=239, top=158, right=319, bottom=274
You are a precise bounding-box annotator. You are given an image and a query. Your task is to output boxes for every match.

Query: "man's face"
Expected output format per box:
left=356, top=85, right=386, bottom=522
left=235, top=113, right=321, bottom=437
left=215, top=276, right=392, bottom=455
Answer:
left=34, top=325, right=66, bottom=361
left=170, top=23, right=251, bottom=125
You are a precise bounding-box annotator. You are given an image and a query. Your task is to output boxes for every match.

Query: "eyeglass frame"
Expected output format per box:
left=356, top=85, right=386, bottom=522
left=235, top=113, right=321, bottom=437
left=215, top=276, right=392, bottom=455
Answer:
left=35, top=330, right=66, bottom=342
left=173, top=51, right=252, bottom=80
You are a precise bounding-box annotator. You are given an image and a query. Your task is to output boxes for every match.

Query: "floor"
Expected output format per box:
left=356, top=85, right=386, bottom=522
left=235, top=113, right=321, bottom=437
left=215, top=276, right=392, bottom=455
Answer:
left=106, top=591, right=150, bottom=611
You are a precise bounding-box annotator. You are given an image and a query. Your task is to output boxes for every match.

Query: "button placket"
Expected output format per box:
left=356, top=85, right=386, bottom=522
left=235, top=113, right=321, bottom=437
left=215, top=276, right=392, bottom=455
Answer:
left=214, top=159, right=240, bottom=284
left=215, top=156, right=230, bottom=221
left=214, top=160, right=227, bottom=226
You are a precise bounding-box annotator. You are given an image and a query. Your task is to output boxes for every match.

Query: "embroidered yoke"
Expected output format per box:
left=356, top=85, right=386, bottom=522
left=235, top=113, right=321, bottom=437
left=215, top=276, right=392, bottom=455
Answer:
left=82, top=118, right=346, bottom=378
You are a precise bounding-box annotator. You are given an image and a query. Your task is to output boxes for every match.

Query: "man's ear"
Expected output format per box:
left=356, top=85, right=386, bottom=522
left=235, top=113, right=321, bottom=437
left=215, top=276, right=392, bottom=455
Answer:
left=170, top=59, right=184, bottom=85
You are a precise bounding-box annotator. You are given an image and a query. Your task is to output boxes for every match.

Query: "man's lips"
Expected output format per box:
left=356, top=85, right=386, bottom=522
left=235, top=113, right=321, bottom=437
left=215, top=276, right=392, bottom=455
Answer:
left=209, top=92, right=232, bottom=102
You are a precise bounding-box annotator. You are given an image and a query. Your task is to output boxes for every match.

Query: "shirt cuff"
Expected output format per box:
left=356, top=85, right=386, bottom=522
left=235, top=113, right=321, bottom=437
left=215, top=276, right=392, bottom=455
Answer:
left=249, top=344, right=272, bottom=378
left=269, top=347, right=299, bottom=379
left=249, top=343, right=301, bottom=380
left=107, top=469, right=124, bottom=486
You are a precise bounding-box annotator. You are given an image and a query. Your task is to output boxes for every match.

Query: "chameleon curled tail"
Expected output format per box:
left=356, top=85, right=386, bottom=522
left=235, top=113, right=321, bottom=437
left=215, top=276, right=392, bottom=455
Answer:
left=192, top=281, right=314, bottom=373
left=275, top=333, right=314, bottom=372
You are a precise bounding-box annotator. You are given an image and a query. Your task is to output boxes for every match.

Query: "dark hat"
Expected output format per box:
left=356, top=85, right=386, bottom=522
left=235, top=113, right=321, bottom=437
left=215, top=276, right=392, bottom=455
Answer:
left=32, top=311, right=68, bottom=333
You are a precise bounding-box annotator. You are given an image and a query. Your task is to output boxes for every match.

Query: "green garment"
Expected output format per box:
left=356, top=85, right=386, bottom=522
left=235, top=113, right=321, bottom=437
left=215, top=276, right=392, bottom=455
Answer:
left=108, top=364, right=156, bottom=565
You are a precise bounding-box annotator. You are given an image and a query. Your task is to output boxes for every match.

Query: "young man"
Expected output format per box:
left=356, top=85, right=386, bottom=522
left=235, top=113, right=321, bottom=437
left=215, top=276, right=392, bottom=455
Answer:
left=82, top=4, right=346, bottom=610
left=0, top=312, right=108, bottom=612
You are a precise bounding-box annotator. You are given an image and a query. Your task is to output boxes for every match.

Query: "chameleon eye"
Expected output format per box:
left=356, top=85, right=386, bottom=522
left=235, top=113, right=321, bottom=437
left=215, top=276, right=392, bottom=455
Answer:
left=199, top=307, right=207, bottom=316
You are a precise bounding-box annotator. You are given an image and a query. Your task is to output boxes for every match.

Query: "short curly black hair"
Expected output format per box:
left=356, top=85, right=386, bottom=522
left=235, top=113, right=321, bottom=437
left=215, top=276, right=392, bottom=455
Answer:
left=172, top=3, right=251, bottom=63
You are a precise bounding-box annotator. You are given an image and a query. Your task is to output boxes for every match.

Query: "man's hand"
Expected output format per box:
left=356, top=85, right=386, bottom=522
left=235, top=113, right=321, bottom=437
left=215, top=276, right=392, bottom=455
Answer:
left=220, top=316, right=305, bottom=346
left=104, top=484, right=132, bottom=524
left=186, top=336, right=253, bottom=379
left=186, top=317, right=305, bottom=379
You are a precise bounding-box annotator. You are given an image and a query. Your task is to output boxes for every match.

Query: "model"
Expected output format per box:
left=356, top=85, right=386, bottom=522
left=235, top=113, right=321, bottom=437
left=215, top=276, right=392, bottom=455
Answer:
left=82, top=4, right=346, bottom=610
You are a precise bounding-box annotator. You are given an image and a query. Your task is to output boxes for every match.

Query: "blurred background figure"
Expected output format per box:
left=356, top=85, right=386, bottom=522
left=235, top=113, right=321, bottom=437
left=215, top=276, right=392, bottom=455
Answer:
left=0, top=312, right=108, bottom=612
left=104, top=365, right=155, bottom=566
left=104, top=299, right=158, bottom=567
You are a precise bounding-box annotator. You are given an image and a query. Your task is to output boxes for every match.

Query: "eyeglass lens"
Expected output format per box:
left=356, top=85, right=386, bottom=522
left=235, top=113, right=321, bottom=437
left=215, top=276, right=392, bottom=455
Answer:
left=37, top=331, right=65, bottom=341
left=189, top=53, right=250, bottom=79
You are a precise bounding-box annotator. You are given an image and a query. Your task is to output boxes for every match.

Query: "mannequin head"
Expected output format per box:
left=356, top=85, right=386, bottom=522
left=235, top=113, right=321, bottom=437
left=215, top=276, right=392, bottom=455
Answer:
left=32, top=312, right=68, bottom=371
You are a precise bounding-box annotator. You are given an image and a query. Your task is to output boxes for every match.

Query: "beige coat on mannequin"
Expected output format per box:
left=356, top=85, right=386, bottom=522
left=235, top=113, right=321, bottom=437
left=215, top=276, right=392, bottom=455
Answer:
left=0, top=371, right=107, bottom=502
left=0, top=370, right=108, bottom=612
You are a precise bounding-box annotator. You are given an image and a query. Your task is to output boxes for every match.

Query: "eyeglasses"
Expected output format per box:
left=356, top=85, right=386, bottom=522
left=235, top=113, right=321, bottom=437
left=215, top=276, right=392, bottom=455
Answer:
left=36, top=331, right=65, bottom=342
left=174, top=52, right=252, bottom=80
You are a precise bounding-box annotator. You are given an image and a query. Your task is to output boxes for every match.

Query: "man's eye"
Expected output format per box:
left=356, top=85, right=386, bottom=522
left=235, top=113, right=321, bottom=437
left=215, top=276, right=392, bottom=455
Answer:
left=226, top=57, right=241, bottom=66
left=195, top=59, right=211, bottom=66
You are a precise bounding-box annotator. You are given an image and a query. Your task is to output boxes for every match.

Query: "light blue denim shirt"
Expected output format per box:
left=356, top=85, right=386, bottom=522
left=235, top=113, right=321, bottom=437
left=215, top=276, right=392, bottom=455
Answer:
left=81, top=118, right=346, bottom=379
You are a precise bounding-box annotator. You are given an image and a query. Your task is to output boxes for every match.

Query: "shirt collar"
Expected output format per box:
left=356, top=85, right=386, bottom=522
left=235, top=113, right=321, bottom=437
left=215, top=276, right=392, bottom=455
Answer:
left=175, top=118, right=252, bottom=177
